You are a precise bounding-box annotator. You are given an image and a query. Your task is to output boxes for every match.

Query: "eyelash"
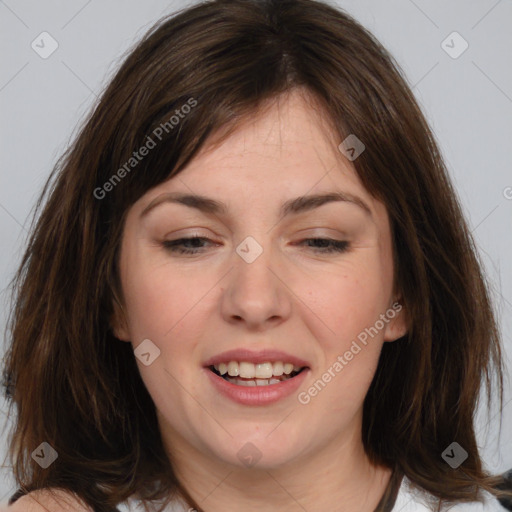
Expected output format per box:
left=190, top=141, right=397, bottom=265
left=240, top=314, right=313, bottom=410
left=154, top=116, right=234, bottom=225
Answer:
left=162, top=236, right=350, bottom=255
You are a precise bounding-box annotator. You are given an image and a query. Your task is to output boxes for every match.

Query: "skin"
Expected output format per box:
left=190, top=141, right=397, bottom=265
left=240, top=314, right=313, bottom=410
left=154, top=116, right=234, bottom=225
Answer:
left=112, top=89, right=408, bottom=512
left=5, top=490, right=89, bottom=512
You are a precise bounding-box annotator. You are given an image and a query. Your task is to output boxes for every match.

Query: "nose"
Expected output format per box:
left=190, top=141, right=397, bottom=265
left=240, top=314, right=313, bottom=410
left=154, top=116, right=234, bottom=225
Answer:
left=220, top=240, right=292, bottom=331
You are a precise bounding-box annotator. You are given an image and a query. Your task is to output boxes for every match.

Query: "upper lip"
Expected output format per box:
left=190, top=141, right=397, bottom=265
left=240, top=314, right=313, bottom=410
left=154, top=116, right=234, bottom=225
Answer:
left=203, top=349, right=310, bottom=368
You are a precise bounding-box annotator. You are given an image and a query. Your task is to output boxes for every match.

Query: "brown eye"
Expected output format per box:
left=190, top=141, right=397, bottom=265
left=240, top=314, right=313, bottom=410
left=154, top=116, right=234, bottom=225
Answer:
left=162, top=236, right=215, bottom=255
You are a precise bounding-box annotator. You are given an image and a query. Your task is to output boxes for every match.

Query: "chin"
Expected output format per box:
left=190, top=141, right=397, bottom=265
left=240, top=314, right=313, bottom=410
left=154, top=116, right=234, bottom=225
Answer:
left=204, top=427, right=306, bottom=470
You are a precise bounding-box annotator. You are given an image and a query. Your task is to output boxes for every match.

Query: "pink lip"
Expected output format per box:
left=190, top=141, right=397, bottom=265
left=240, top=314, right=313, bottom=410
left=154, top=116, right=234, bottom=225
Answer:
left=204, top=366, right=310, bottom=406
left=203, top=349, right=310, bottom=368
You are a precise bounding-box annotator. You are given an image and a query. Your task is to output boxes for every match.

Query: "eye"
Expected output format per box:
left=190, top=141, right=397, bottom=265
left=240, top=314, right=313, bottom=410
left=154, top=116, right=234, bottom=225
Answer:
left=162, top=236, right=215, bottom=255
left=298, top=238, right=350, bottom=254
left=161, top=236, right=350, bottom=256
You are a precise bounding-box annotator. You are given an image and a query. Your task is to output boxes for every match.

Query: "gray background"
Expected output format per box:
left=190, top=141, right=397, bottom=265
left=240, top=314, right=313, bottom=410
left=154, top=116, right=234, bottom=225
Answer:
left=0, top=0, right=511, bottom=507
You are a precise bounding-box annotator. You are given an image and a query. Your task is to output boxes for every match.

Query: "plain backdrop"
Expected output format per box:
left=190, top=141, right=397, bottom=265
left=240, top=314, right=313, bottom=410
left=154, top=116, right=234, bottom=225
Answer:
left=0, top=0, right=511, bottom=508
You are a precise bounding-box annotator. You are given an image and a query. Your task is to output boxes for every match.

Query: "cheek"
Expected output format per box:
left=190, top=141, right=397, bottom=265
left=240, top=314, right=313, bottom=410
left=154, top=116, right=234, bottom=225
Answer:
left=304, top=253, right=391, bottom=350
left=121, top=261, right=211, bottom=404
left=299, top=266, right=387, bottom=416
left=121, top=247, right=208, bottom=338
left=120, top=254, right=222, bottom=385
left=302, top=250, right=393, bottom=412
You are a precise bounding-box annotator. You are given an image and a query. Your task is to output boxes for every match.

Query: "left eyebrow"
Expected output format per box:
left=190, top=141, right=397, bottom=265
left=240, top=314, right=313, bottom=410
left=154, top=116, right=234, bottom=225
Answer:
left=279, top=192, right=372, bottom=219
left=140, top=191, right=372, bottom=219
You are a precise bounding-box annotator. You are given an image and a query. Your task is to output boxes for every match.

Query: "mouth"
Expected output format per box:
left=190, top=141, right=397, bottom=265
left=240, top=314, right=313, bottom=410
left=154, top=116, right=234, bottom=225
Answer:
left=208, top=361, right=307, bottom=387
left=203, top=349, right=311, bottom=404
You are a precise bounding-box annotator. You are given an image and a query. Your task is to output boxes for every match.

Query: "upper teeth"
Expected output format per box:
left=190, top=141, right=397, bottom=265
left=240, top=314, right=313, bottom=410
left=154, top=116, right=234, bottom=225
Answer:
left=214, top=361, right=302, bottom=379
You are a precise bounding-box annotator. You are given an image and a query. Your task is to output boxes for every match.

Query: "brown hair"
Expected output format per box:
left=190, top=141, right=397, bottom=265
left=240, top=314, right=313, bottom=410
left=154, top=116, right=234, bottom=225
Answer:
left=2, top=0, right=509, bottom=510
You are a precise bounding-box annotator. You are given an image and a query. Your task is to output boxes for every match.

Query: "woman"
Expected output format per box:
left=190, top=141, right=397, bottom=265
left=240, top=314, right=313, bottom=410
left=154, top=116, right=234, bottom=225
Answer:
left=2, top=0, right=510, bottom=510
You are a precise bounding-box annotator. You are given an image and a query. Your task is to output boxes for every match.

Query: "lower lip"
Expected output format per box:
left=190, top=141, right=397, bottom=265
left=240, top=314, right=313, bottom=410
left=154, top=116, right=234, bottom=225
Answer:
left=204, top=368, right=309, bottom=406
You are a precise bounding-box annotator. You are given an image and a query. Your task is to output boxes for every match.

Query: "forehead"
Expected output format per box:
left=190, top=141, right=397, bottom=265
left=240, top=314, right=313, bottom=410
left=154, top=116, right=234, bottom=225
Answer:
left=202, top=91, right=339, bottom=157
left=130, top=90, right=389, bottom=229
left=170, top=91, right=366, bottom=196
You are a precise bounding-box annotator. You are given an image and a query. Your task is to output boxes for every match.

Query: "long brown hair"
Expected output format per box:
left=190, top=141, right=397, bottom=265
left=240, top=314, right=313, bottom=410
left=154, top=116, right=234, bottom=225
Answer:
left=2, top=0, right=509, bottom=510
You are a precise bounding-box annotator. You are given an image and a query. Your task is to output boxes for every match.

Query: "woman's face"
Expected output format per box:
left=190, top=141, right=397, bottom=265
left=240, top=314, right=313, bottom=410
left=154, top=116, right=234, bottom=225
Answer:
left=114, top=90, right=406, bottom=471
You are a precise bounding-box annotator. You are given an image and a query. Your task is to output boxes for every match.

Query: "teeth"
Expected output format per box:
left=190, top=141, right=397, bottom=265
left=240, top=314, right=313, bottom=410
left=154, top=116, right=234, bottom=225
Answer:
left=214, top=360, right=304, bottom=379
left=239, top=362, right=256, bottom=379
left=238, top=379, right=256, bottom=387
left=227, top=361, right=239, bottom=377
left=255, top=363, right=273, bottom=379
left=272, top=361, right=284, bottom=376
left=225, top=376, right=288, bottom=387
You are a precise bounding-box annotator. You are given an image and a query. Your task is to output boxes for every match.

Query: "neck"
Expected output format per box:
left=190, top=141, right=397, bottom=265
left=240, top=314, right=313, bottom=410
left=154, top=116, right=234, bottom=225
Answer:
left=166, top=425, right=392, bottom=512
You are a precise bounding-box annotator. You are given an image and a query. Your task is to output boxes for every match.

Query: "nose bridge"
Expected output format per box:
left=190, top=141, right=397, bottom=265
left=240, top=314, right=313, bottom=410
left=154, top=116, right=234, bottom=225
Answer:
left=221, top=234, right=291, bottom=328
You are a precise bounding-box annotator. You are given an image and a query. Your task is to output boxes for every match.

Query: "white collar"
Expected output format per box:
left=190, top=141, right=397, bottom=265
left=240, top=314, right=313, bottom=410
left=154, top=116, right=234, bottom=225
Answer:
left=393, top=476, right=502, bottom=511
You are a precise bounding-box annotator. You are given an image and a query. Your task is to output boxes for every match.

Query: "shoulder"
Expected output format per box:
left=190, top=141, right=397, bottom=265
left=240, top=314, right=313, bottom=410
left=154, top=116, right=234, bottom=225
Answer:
left=393, top=477, right=504, bottom=511
left=3, top=488, right=92, bottom=512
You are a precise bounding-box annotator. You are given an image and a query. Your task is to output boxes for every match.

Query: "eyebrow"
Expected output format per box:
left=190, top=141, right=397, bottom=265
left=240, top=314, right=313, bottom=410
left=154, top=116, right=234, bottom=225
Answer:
left=140, top=191, right=372, bottom=219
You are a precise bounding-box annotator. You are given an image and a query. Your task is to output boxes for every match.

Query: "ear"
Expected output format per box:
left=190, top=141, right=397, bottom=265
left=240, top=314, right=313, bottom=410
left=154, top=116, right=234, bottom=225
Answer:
left=383, top=299, right=408, bottom=343
left=109, top=293, right=131, bottom=342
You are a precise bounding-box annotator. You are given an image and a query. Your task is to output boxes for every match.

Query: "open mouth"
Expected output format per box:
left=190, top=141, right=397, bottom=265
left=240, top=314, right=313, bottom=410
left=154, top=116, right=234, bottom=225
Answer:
left=209, top=362, right=307, bottom=387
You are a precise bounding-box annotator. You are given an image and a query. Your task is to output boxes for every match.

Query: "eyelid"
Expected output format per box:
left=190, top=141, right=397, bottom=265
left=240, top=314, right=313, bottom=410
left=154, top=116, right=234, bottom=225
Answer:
left=159, top=226, right=351, bottom=242
left=287, top=227, right=351, bottom=240
left=162, top=227, right=220, bottom=239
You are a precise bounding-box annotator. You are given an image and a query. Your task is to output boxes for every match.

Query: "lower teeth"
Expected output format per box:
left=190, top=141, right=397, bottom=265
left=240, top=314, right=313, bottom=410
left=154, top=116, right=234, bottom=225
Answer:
left=222, top=374, right=296, bottom=386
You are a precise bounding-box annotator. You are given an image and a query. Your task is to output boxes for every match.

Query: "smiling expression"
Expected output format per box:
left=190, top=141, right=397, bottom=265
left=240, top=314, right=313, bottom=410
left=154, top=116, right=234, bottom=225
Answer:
left=112, top=90, right=406, bottom=469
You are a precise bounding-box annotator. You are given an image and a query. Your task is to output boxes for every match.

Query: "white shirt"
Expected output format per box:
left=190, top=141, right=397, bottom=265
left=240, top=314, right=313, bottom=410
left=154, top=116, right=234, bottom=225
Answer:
left=393, top=476, right=504, bottom=511
left=115, top=476, right=505, bottom=511
left=1, top=478, right=504, bottom=511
